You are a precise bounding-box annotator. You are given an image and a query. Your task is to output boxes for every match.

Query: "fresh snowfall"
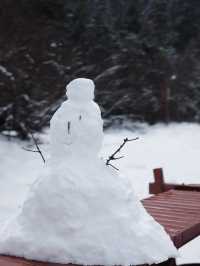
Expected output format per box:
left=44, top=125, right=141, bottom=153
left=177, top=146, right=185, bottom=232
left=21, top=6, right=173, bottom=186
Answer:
left=1, top=79, right=200, bottom=265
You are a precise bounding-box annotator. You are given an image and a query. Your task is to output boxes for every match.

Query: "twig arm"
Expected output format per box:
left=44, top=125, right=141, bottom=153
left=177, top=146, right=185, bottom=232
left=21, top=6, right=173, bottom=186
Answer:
left=106, top=137, right=138, bottom=170
left=30, top=132, right=46, bottom=163
left=22, top=130, right=46, bottom=164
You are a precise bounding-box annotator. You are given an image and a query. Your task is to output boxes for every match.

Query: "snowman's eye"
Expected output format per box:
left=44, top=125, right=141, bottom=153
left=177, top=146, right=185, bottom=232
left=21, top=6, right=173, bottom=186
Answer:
left=67, top=121, right=71, bottom=134
left=79, top=115, right=82, bottom=120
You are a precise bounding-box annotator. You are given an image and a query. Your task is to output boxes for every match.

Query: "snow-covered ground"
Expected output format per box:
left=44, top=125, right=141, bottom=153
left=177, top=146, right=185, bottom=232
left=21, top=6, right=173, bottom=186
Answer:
left=0, top=122, right=200, bottom=264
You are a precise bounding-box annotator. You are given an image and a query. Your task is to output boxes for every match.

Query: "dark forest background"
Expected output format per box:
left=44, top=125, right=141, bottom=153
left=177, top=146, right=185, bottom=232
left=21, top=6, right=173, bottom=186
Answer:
left=0, top=0, right=200, bottom=139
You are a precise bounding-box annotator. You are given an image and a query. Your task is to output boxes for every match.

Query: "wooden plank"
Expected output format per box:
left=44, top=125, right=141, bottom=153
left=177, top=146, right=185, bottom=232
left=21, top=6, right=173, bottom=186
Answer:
left=143, top=190, right=200, bottom=248
left=0, top=255, right=74, bottom=266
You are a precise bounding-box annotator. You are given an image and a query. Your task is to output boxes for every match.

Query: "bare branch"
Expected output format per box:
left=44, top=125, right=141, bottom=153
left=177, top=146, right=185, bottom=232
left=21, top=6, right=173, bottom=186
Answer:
left=22, top=130, right=46, bottom=163
left=29, top=132, right=46, bottom=163
left=106, top=163, right=119, bottom=171
left=22, top=147, right=39, bottom=153
left=106, top=137, right=139, bottom=170
left=67, top=121, right=71, bottom=134
left=111, top=156, right=124, bottom=160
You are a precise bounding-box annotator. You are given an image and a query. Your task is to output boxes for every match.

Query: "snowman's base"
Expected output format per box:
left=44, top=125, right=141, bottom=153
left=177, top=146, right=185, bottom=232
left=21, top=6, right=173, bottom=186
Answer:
left=0, top=255, right=177, bottom=266
left=0, top=190, right=180, bottom=266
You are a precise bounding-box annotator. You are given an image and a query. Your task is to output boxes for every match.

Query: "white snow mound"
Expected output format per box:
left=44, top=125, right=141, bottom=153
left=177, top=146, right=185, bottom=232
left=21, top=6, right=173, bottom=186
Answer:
left=0, top=78, right=178, bottom=265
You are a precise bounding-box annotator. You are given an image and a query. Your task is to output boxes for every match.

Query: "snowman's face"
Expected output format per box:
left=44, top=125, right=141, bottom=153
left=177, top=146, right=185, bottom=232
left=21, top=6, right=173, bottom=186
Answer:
left=66, top=78, right=94, bottom=103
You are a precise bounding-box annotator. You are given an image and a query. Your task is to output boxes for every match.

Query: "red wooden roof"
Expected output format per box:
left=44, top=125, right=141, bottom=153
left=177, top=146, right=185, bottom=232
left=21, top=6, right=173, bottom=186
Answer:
left=1, top=189, right=200, bottom=265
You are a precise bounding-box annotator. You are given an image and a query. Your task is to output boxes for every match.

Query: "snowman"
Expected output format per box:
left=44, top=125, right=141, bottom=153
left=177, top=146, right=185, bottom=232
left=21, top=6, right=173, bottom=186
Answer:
left=0, top=78, right=178, bottom=265
left=50, top=78, right=103, bottom=164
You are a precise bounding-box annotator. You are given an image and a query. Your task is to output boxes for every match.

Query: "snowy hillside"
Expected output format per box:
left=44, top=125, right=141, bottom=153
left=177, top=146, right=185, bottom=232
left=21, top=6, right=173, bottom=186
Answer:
left=0, top=122, right=200, bottom=264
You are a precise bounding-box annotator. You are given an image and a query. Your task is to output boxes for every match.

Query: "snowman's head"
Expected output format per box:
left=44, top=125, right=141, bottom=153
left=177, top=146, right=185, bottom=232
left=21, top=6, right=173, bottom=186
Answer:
left=66, top=78, right=95, bottom=103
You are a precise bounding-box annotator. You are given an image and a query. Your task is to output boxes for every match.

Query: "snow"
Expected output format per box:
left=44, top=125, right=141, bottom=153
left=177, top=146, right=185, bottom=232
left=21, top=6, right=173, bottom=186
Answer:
left=50, top=42, right=57, bottom=48
left=50, top=78, right=103, bottom=164
left=0, top=65, right=15, bottom=80
left=0, top=118, right=200, bottom=264
left=0, top=78, right=177, bottom=265
left=171, top=75, right=177, bottom=80
left=95, top=65, right=123, bottom=81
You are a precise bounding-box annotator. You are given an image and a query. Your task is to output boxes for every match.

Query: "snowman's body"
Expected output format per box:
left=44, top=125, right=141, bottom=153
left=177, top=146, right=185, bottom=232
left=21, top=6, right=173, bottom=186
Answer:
left=0, top=78, right=178, bottom=265
left=50, top=100, right=103, bottom=162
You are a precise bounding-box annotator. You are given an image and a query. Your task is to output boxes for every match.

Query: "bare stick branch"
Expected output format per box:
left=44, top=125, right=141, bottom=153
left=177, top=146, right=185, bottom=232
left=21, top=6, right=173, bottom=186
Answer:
left=67, top=121, right=71, bottom=134
left=29, top=132, right=46, bottom=163
left=107, top=163, right=119, bottom=171
left=111, top=156, right=124, bottom=160
left=22, top=147, right=39, bottom=153
left=21, top=125, right=46, bottom=164
left=23, top=133, right=46, bottom=163
left=106, top=137, right=139, bottom=170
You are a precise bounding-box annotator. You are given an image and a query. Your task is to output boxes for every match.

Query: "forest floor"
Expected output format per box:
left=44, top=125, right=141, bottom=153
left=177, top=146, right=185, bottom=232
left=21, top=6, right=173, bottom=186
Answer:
left=0, top=122, right=200, bottom=264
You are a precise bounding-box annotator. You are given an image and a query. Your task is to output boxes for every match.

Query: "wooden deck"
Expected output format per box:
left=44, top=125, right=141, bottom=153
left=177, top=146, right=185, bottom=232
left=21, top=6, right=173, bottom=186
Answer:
left=0, top=255, right=61, bottom=266
left=1, top=189, right=200, bottom=265
left=142, top=189, right=200, bottom=248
